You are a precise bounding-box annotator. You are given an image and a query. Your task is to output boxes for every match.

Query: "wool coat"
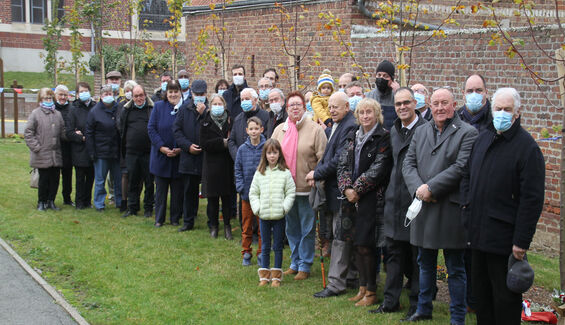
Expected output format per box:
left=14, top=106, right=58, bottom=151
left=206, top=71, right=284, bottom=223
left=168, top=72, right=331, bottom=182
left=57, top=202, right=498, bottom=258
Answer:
left=458, top=99, right=493, bottom=134
left=65, top=99, right=96, bottom=167
left=222, top=80, right=249, bottom=120
left=55, top=101, right=72, bottom=168
left=200, top=111, right=234, bottom=197
left=235, top=135, right=266, bottom=201
left=249, top=166, right=296, bottom=220
left=24, top=106, right=65, bottom=169
left=265, top=109, right=288, bottom=139
left=172, top=99, right=206, bottom=176
left=402, top=113, right=478, bottom=249
left=147, top=100, right=181, bottom=179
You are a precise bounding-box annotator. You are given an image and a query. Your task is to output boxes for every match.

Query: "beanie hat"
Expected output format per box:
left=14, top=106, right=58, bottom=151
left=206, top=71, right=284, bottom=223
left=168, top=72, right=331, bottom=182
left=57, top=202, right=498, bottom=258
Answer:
left=506, top=254, right=534, bottom=294
left=376, top=60, right=395, bottom=79
left=317, top=69, right=334, bottom=93
left=191, top=79, right=207, bottom=93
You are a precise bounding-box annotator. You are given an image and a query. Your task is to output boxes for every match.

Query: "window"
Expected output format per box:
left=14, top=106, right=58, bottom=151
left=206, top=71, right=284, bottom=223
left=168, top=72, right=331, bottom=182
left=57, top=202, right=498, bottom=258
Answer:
left=11, top=0, right=26, bottom=22
left=139, top=0, right=171, bottom=31
left=31, top=0, right=48, bottom=24
left=56, top=0, right=65, bottom=20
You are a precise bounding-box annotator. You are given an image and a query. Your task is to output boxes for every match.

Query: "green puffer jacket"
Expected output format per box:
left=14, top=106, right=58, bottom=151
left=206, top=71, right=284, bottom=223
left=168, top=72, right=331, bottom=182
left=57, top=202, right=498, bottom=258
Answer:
left=249, top=166, right=296, bottom=220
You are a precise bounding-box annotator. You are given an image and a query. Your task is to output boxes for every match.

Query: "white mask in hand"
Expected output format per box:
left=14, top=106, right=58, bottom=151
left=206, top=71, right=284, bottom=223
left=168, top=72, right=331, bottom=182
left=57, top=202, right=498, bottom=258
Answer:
left=405, top=198, right=422, bottom=227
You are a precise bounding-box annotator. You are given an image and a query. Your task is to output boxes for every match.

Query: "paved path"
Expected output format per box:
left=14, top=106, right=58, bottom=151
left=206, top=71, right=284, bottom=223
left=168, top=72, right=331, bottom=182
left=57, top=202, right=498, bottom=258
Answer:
left=0, top=238, right=85, bottom=325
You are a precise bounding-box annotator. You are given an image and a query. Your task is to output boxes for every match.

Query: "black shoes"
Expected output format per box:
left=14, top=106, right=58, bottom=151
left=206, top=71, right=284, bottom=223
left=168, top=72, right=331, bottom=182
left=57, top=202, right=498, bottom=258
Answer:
left=144, top=210, right=152, bottom=218
left=120, top=200, right=128, bottom=212
left=224, top=225, right=233, bottom=240
left=154, top=223, right=163, bottom=228
left=121, top=211, right=137, bottom=218
left=37, top=202, right=47, bottom=211
left=404, top=306, right=417, bottom=319
left=46, top=201, right=60, bottom=211
left=313, top=288, right=344, bottom=298
left=178, top=225, right=193, bottom=232
left=368, top=303, right=400, bottom=314
left=210, top=227, right=218, bottom=238
left=64, top=200, right=74, bottom=206
left=401, top=313, right=432, bottom=322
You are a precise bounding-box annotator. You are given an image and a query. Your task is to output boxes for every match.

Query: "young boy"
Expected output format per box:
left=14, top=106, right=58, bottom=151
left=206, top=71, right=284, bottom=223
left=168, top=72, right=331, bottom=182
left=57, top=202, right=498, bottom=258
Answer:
left=235, top=116, right=266, bottom=266
left=311, top=69, right=335, bottom=127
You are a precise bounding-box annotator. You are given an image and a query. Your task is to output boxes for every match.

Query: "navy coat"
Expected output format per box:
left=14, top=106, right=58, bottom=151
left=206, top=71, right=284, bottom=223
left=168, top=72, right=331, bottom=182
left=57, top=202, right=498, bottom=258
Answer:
left=228, top=108, right=270, bottom=160
left=235, top=135, right=266, bottom=200
left=85, top=101, right=120, bottom=160
left=65, top=99, right=96, bottom=167
left=222, top=80, right=249, bottom=120
left=313, top=111, right=358, bottom=211
left=148, top=100, right=180, bottom=179
left=173, top=99, right=206, bottom=176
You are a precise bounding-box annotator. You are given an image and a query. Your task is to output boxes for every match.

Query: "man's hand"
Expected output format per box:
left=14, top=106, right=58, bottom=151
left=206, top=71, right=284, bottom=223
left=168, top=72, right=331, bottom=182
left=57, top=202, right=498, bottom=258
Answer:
left=390, top=80, right=400, bottom=91
left=317, top=118, right=328, bottom=130
left=189, top=144, right=202, bottom=155
left=345, top=188, right=360, bottom=203
left=196, top=102, right=206, bottom=115
left=512, top=245, right=527, bottom=260
left=415, top=184, right=434, bottom=202
left=305, top=171, right=315, bottom=187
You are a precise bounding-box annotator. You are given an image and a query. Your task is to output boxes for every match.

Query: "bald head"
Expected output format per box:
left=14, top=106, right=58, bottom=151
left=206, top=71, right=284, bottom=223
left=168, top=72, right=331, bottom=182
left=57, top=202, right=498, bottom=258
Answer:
left=430, top=88, right=457, bottom=130
left=328, top=91, right=350, bottom=123
left=338, top=73, right=355, bottom=90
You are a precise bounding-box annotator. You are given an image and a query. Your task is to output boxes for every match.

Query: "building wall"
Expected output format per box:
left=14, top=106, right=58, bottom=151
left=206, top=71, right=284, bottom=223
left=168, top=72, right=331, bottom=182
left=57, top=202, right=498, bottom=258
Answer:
left=183, top=0, right=564, bottom=252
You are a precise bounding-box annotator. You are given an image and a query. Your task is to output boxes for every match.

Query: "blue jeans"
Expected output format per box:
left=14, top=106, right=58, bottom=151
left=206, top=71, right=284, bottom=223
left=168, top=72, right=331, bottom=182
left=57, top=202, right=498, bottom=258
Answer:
left=417, top=248, right=467, bottom=325
left=286, top=196, right=315, bottom=273
left=93, top=158, right=122, bottom=209
left=260, top=218, right=285, bottom=269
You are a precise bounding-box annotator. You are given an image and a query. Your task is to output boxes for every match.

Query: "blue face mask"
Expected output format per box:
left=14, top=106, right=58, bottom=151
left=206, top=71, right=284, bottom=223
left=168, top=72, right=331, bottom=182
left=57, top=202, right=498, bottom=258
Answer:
left=161, top=82, right=168, bottom=92
left=110, top=83, right=119, bottom=92
left=465, top=92, right=484, bottom=113
left=79, top=91, right=91, bottom=102
left=193, top=96, right=206, bottom=104
left=241, top=99, right=253, bottom=112
left=338, top=88, right=346, bottom=93
left=306, top=102, right=313, bottom=112
left=414, top=93, right=426, bottom=109
left=179, top=78, right=190, bottom=90
left=102, top=96, right=114, bottom=104
left=492, top=110, right=513, bottom=132
left=259, top=89, right=270, bottom=101
left=218, top=89, right=226, bottom=96
left=42, top=101, right=54, bottom=108
left=348, top=96, right=362, bottom=112
left=211, top=105, right=224, bottom=116
left=134, top=101, right=146, bottom=109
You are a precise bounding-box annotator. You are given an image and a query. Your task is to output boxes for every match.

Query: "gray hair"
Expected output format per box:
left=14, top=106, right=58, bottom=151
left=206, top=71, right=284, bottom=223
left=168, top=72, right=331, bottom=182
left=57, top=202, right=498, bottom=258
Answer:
left=124, top=80, right=138, bottom=91
left=100, top=84, right=113, bottom=94
left=345, top=81, right=363, bottom=91
left=258, top=77, right=273, bottom=87
left=54, top=84, right=69, bottom=94
left=210, top=93, right=227, bottom=107
left=241, top=87, right=258, bottom=99
left=270, top=88, right=285, bottom=101
left=492, top=87, right=521, bottom=110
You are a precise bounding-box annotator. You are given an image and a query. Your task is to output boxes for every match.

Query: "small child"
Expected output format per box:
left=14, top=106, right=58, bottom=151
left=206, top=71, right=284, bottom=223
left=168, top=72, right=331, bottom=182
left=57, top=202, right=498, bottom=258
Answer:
left=249, top=139, right=296, bottom=287
left=304, top=90, right=314, bottom=120
left=235, top=116, right=266, bottom=266
left=311, top=69, right=335, bottom=127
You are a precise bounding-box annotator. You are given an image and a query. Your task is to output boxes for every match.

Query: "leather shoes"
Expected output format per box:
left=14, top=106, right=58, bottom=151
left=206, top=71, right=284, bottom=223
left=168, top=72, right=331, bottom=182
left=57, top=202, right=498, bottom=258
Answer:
left=37, top=202, right=47, bottom=211
left=401, top=312, right=432, bottom=322
left=154, top=223, right=163, bottom=228
left=368, top=303, right=400, bottom=314
left=178, top=225, right=193, bottom=232
left=405, top=306, right=417, bottom=319
left=121, top=211, right=137, bottom=218
left=313, top=288, right=343, bottom=298
left=144, top=210, right=152, bottom=218
left=210, top=227, right=218, bottom=238
left=47, top=201, right=60, bottom=211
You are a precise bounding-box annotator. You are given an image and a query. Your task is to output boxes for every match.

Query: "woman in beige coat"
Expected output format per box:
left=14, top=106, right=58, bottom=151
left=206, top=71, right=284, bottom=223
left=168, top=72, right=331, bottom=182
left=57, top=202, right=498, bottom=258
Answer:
left=24, top=88, right=65, bottom=211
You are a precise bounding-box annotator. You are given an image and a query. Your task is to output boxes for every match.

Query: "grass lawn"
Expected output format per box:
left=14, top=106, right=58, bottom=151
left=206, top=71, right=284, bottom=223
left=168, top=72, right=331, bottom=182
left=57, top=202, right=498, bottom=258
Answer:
left=3, top=72, right=94, bottom=90
left=0, top=138, right=558, bottom=324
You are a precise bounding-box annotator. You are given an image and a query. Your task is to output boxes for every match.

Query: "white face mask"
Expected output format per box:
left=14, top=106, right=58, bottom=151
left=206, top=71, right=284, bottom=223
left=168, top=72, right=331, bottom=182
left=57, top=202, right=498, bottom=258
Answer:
left=233, top=75, right=244, bottom=86
left=125, top=91, right=133, bottom=100
left=405, top=198, right=422, bottom=227
left=270, top=102, right=283, bottom=114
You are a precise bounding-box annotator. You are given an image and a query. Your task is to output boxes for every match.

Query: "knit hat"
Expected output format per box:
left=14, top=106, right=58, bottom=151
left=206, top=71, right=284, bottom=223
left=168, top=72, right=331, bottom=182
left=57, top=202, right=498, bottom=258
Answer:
left=506, top=254, right=534, bottom=294
left=376, top=60, right=395, bottom=79
left=317, top=69, right=334, bottom=92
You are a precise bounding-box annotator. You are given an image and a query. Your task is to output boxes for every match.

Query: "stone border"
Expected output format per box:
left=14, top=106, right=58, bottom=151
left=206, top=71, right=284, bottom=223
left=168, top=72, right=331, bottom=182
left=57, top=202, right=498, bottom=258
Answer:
left=0, top=237, right=89, bottom=325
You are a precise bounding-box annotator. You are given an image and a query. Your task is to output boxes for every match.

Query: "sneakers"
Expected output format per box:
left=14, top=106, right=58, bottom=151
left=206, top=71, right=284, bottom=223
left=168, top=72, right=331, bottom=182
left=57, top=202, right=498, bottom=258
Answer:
left=242, top=252, right=252, bottom=266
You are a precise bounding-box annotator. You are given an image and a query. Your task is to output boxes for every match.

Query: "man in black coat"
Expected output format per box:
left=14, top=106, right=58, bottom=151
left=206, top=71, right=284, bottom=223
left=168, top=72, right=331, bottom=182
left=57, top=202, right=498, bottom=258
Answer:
left=310, top=91, right=358, bottom=298
left=462, top=87, right=545, bottom=325
left=458, top=74, right=492, bottom=133
left=119, top=85, right=155, bottom=218
left=54, top=85, right=74, bottom=205
left=370, top=87, right=427, bottom=318
left=173, top=80, right=208, bottom=232
left=265, top=88, right=287, bottom=138
left=223, top=64, right=249, bottom=120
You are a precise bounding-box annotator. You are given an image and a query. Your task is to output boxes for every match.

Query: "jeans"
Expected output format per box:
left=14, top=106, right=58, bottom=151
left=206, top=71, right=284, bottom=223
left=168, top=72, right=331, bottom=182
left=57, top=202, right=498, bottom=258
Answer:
left=93, top=158, right=122, bottom=209
left=417, top=248, right=467, bottom=325
left=286, top=195, right=316, bottom=273
left=260, top=218, right=285, bottom=269
left=241, top=200, right=261, bottom=256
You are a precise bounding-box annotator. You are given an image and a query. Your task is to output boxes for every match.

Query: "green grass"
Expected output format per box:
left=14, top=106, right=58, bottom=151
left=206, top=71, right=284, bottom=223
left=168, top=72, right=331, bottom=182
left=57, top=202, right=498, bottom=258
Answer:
left=0, top=139, right=557, bottom=324
left=3, top=72, right=94, bottom=90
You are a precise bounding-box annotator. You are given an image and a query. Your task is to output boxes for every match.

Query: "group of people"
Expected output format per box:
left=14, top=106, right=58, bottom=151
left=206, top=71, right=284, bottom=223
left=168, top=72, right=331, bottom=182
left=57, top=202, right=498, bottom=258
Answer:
left=24, top=59, right=545, bottom=324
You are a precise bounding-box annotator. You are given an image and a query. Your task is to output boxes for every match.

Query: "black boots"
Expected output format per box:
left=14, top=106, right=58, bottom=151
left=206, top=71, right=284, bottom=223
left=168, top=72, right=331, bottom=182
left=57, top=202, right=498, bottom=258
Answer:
left=224, top=224, right=233, bottom=240
left=210, top=227, right=218, bottom=238
left=47, top=201, right=60, bottom=211
left=120, top=200, right=128, bottom=212
left=37, top=202, right=47, bottom=211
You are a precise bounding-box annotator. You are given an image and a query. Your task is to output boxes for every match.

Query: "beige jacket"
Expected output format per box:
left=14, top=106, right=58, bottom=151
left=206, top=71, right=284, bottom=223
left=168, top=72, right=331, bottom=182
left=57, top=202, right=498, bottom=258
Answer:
left=272, top=116, right=327, bottom=193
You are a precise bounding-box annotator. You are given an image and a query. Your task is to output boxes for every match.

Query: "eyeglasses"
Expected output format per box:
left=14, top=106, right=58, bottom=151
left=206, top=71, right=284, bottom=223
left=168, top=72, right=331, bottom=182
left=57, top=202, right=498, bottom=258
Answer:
left=394, top=100, right=413, bottom=107
left=288, top=103, right=303, bottom=108
left=432, top=86, right=452, bottom=91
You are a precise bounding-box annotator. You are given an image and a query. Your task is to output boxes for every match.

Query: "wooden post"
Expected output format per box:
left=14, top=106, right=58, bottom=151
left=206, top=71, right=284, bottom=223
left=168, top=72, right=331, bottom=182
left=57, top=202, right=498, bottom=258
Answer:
left=0, top=58, right=4, bottom=138
left=12, top=80, right=19, bottom=135
left=555, top=48, right=565, bottom=291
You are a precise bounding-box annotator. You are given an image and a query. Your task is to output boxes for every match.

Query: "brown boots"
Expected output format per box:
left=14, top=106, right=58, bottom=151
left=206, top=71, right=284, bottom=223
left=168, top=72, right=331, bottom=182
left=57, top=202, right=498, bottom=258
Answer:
left=258, top=268, right=283, bottom=287
left=349, top=286, right=366, bottom=302
left=270, top=268, right=282, bottom=287
left=283, top=268, right=297, bottom=276
left=294, top=271, right=310, bottom=280
left=354, top=290, right=377, bottom=307
left=258, top=268, right=271, bottom=286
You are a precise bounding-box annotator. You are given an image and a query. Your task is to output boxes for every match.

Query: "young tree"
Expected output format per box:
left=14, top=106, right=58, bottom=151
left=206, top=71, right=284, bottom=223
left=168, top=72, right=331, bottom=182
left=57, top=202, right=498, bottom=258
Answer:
left=165, top=0, right=188, bottom=76
left=41, top=0, right=64, bottom=86
left=66, top=0, right=89, bottom=84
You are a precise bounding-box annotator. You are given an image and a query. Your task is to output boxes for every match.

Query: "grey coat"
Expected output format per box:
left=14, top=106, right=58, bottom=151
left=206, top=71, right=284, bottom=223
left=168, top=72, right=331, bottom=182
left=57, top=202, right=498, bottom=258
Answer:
left=24, top=107, right=65, bottom=169
left=402, top=114, right=478, bottom=249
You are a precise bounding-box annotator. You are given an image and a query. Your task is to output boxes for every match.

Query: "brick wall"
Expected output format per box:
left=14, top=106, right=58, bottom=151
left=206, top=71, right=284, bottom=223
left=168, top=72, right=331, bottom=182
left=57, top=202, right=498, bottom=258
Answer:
left=183, top=0, right=564, bottom=253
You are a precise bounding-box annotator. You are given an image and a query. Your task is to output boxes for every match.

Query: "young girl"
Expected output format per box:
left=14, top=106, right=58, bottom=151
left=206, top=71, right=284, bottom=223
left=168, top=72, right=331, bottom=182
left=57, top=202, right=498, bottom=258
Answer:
left=249, top=139, right=296, bottom=287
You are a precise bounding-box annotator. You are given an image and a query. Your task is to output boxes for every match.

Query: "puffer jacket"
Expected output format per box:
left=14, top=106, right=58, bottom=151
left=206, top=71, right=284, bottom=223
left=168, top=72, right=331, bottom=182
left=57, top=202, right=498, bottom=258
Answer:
left=235, top=135, right=266, bottom=200
left=24, top=106, right=65, bottom=169
left=249, top=166, right=296, bottom=220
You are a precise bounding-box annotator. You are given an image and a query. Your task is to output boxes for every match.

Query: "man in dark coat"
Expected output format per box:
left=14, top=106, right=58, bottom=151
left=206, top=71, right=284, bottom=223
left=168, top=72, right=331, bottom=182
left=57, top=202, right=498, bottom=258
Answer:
left=222, top=64, right=249, bottom=120
left=152, top=71, right=172, bottom=103
left=311, top=91, right=358, bottom=298
left=370, top=87, right=426, bottom=318
left=177, top=69, right=192, bottom=105
left=173, top=80, right=208, bottom=232
left=458, top=74, right=492, bottom=133
left=120, top=85, right=155, bottom=218
left=462, top=87, right=545, bottom=325
left=265, top=88, right=287, bottom=138
left=54, top=85, right=74, bottom=205
left=402, top=88, right=478, bottom=324
left=411, top=83, right=432, bottom=121
left=365, top=60, right=400, bottom=130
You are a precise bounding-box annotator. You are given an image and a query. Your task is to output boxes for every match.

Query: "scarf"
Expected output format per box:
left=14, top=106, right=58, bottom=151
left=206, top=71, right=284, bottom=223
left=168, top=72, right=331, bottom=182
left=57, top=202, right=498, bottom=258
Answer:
left=354, top=123, right=379, bottom=179
left=461, top=105, right=486, bottom=129
left=211, top=110, right=228, bottom=130
left=282, top=114, right=305, bottom=180
left=40, top=102, right=55, bottom=111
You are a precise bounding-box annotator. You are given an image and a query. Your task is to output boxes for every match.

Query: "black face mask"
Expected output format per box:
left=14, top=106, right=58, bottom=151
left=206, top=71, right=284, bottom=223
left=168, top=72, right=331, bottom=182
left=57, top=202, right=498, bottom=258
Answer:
left=375, top=78, right=390, bottom=92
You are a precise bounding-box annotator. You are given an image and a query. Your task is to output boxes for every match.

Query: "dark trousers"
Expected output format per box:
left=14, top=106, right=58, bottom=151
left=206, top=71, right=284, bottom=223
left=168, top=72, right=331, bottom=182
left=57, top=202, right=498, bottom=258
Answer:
left=356, top=245, right=377, bottom=292
left=319, top=209, right=333, bottom=241
left=472, top=250, right=522, bottom=325
left=75, top=166, right=94, bottom=207
left=465, top=248, right=477, bottom=309
left=125, top=153, right=154, bottom=213
left=60, top=165, right=73, bottom=203
left=207, top=195, right=232, bottom=229
left=154, top=176, right=183, bottom=224
left=383, top=237, right=419, bottom=309
left=260, top=218, right=285, bottom=269
left=182, top=173, right=201, bottom=228
left=38, top=167, right=60, bottom=202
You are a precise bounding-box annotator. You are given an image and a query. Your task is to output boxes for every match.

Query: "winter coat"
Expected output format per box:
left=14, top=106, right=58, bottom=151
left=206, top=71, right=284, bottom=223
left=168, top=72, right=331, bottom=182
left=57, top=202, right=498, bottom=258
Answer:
left=337, top=125, right=392, bottom=247
left=265, top=109, right=288, bottom=139
left=148, top=100, right=181, bottom=179
left=119, top=97, right=154, bottom=157
left=222, top=80, right=249, bottom=120
left=85, top=101, right=121, bottom=160
left=228, top=108, right=270, bottom=160
left=365, top=87, right=397, bottom=131
left=55, top=101, right=72, bottom=168
left=461, top=119, right=545, bottom=256
left=458, top=99, right=493, bottom=133
left=402, top=113, right=478, bottom=249
left=249, top=165, right=296, bottom=220
left=384, top=114, right=428, bottom=242
left=235, top=135, right=266, bottom=200
left=271, top=116, right=327, bottom=193
left=313, top=111, right=358, bottom=211
left=151, top=89, right=165, bottom=103
left=24, top=106, right=65, bottom=169
left=65, top=99, right=96, bottom=167
left=200, top=111, right=234, bottom=197
left=311, top=93, right=331, bottom=123
left=173, top=99, right=206, bottom=176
